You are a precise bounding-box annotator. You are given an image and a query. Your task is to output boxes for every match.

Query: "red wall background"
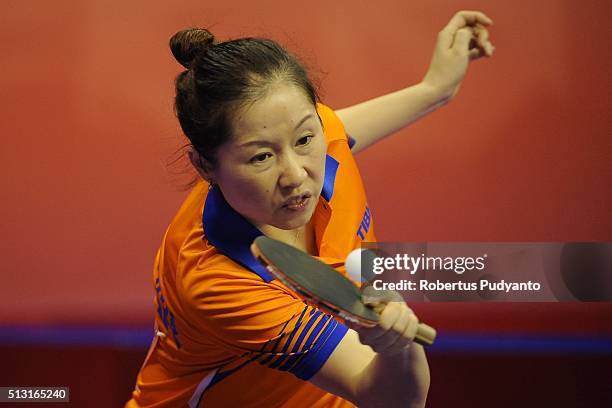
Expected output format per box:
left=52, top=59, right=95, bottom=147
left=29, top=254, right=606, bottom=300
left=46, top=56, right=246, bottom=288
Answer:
left=1, top=0, right=611, bottom=406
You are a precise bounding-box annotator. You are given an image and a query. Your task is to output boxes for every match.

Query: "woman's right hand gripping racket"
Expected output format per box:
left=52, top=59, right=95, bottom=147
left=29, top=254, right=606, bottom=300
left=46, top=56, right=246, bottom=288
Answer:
left=250, top=236, right=436, bottom=346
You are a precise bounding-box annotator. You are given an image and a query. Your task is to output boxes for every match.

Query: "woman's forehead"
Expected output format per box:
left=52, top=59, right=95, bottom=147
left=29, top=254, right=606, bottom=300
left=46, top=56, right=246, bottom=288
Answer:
left=230, top=85, right=316, bottom=142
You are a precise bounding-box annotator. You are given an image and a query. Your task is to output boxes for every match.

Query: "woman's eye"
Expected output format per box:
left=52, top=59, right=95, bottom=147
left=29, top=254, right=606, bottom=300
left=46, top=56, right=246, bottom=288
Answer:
left=297, top=135, right=313, bottom=146
left=250, top=153, right=272, bottom=163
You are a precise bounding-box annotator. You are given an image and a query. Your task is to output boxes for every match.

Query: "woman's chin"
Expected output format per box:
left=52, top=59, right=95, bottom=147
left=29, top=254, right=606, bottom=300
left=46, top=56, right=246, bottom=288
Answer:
left=275, top=219, right=307, bottom=231
left=274, top=201, right=316, bottom=229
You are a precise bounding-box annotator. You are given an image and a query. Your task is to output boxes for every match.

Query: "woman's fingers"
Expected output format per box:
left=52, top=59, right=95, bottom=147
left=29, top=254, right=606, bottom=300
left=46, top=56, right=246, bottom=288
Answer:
left=474, top=24, right=494, bottom=57
left=439, top=10, right=494, bottom=49
left=451, top=25, right=494, bottom=60
left=451, top=27, right=473, bottom=55
left=376, top=305, right=419, bottom=354
left=355, top=302, right=419, bottom=354
left=468, top=47, right=484, bottom=60
left=448, top=10, right=494, bottom=30
left=358, top=300, right=401, bottom=343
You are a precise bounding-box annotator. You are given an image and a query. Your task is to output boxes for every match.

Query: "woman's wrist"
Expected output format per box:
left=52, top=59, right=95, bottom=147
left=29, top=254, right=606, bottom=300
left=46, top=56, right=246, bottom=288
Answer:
left=417, top=80, right=455, bottom=107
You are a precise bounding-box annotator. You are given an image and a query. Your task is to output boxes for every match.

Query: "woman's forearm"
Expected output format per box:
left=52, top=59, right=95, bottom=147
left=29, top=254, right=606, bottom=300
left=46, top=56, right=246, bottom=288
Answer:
left=335, top=11, right=495, bottom=155
left=335, top=82, right=449, bottom=154
left=355, top=344, right=431, bottom=408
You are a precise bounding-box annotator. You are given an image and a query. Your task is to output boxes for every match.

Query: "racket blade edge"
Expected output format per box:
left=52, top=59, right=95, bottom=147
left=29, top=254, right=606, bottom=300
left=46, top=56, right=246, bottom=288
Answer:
left=251, top=237, right=379, bottom=325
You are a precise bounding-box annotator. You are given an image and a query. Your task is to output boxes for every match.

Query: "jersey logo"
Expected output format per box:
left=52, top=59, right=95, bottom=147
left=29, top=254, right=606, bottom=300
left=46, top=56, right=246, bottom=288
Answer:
left=155, top=277, right=181, bottom=348
left=356, top=205, right=371, bottom=240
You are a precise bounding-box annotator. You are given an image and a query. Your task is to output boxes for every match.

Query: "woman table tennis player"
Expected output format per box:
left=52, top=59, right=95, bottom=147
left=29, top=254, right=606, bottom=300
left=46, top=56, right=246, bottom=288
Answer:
left=127, top=10, right=494, bottom=408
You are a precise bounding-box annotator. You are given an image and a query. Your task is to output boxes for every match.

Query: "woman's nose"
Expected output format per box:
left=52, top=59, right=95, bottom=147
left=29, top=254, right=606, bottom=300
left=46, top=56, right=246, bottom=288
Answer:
left=278, top=154, right=307, bottom=189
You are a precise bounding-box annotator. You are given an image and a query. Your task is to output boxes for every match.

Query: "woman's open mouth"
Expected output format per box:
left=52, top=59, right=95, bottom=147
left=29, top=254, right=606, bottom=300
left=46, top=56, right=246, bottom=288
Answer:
left=283, top=193, right=312, bottom=211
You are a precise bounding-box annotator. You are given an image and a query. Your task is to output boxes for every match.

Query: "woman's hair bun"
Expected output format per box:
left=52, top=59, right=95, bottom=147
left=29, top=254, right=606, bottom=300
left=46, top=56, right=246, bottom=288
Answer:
left=169, top=28, right=216, bottom=69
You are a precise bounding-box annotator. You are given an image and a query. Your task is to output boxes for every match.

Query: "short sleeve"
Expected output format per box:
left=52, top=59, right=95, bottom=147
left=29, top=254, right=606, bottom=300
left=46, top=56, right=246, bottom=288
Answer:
left=183, top=268, right=349, bottom=381
left=316, top=103, right=355, bottom=149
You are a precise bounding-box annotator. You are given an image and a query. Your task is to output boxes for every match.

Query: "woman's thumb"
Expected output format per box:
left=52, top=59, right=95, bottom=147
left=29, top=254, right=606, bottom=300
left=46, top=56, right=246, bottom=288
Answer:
left=452, top=27, right=473, bottom=53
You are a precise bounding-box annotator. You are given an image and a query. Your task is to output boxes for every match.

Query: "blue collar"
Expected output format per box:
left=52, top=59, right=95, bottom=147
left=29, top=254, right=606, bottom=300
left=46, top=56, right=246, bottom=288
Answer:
left=202, top=154, right=339, bottom=282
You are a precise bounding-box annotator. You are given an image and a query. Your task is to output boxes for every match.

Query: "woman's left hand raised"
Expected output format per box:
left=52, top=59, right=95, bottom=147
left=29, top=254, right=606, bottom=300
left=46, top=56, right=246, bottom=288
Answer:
left=421, top=10, right=495, bottom=102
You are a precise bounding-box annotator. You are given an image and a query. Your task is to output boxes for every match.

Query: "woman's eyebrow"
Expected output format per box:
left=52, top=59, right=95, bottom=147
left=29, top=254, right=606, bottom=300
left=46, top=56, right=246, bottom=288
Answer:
left=293, top=113, right=314, bottom=130
left=237, top=114, right=314, bottom=148
left=238, top=139, right=275, bottom=148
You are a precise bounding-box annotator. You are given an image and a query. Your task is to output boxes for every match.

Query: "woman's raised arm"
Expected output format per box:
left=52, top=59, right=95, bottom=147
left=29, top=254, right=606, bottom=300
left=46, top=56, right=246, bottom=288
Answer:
left=336, top=10, right=495, bottom=154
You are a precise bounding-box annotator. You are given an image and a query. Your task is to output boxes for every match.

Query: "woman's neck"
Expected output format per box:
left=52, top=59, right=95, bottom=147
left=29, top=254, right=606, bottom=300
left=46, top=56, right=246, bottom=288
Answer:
left=260, top=222, right=318, bottom=256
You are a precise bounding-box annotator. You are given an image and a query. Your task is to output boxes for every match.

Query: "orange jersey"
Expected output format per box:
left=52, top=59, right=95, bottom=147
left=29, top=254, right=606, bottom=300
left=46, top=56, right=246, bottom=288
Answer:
left=127, top=103, right=376, bottom=407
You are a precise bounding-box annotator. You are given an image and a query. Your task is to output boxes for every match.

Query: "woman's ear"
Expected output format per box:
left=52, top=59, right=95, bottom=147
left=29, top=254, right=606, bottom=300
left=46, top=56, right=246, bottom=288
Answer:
left=187, top=148, right=214, bottom=183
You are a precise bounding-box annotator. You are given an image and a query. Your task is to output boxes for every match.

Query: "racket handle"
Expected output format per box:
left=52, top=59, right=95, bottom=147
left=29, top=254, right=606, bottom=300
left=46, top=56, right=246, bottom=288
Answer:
left=371, top=304, right=436, bottom=346
left=415, top=323, right=436, bottom=346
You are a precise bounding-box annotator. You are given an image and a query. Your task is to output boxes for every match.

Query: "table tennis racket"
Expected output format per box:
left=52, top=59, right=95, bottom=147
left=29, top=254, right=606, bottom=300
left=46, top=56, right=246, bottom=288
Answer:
left=250, top=236, right=436, bottom=346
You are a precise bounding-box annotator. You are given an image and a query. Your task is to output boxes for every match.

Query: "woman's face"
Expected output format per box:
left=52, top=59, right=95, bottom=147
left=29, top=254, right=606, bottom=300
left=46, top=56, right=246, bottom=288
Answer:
left=208, top=82, right=326, bottom=231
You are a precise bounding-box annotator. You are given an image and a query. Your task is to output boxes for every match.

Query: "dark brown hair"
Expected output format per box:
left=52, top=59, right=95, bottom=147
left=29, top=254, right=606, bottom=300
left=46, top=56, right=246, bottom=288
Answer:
left=169, top=28, right=322, bottom=172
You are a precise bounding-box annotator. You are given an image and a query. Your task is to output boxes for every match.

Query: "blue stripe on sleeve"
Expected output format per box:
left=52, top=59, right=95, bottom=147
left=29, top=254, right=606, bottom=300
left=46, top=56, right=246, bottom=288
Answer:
left=278, top=313, right=330, bottom=371
left=259, top=306, right=309, bottom=365
left=268, top=310, right=322, bottom=370
left=321, top=155, right=339, bottom=201
left=291, top=320, right=349, bottom=381
left=280, top=315, right=335, bottom=371
left=290, top=311, right=323, bottom=352
left=347, top=135, right=356, bottom=149
left=301, top=314, right=332, bottom=350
